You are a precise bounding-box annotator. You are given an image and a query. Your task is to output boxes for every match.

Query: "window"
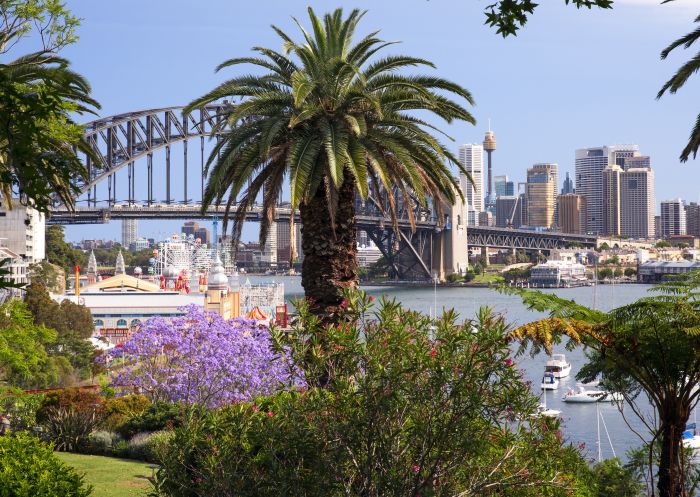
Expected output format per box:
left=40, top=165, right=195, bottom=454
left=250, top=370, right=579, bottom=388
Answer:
left=116, top=319, right=128, bottom=328
left=130, top=319, right=141, bottom=327
left=94, top=319, right=104, bottom=327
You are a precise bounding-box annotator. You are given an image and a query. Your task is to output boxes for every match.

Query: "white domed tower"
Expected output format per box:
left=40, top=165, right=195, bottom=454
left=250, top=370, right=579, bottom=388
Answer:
left=207, top=254, right=229, bottom=299
left=87, top=250, right=98, bottom=285
left=115, top=250, right=126, bottom=275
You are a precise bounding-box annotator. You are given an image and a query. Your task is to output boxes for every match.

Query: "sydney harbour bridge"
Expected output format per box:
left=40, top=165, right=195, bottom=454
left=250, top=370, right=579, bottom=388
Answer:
left=49, top=106, right=597, bottom=280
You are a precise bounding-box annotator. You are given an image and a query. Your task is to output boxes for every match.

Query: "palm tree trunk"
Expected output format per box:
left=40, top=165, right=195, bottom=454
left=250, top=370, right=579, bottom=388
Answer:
left=299, top=176, right=358, bottom=322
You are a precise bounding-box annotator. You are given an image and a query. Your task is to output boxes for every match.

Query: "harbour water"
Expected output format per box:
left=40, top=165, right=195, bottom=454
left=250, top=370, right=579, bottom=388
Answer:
left=249, top=275, right=656, bottom=462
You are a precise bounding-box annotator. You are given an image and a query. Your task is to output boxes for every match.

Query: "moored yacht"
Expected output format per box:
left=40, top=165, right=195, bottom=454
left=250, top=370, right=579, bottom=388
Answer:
left=541, top=372, right=559, bottom=390
left=545, top=353, right=572, bottom=379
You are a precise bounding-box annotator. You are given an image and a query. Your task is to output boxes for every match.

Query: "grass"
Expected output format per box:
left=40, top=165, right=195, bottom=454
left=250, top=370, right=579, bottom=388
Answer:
left=471, top=272, right=504, bottom=284
left=56, top=452, right=153, bottom=497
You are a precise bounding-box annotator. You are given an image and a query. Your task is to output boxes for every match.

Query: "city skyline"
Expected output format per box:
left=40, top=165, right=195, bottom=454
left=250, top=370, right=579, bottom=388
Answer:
left=59, top=0, right=700, bottom=242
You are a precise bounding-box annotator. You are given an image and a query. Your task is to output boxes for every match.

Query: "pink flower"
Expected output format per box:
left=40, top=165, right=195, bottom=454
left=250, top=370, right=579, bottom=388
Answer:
left=267, top=411, right=274, bottom=417
left=340, top=299, right=348, bottom=308
left=369, top=296, right=375, bottom=302
left=251, top=405, right=258, bottom=412
left=505, top=358, right=513, bottom=367
left=412, top=464, right=420, bottom=473
left=430, top=349, right=437, bottom=358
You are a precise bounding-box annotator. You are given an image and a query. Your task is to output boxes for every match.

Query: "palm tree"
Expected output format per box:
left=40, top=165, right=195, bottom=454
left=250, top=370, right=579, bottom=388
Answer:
left=186, top=7, right=475, bottom=319
left=0, top=49, right=99, bottom=212
left=658, top=13, right=700, bottom=162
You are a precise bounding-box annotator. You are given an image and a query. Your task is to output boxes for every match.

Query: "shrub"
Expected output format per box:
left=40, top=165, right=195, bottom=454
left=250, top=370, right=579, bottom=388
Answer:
left=0, top=388, right=44, bottom=433
left=124, top=432, right=152, bottom=461
left=0, top=432, right=92, bottom=496
left=103, top=394, right=150, bottom=431
left=42, top=406, right=102, bottom=453
left=36, top=388, right=104, bottom=424
left=153, top=291, right=593, bottom=497
left=88, top=430, right=121, bottom=455
left=446, top=273, right=462, bottom=283
left=37, top=388, right=104, bottom=452
left=144, top=430, right=174, bottom=464
left=116, top=401, right=182, bottom=440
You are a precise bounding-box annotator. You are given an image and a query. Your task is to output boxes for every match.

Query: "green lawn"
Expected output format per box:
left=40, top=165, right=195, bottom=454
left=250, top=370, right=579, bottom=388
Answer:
left=56, top=452, right=153, bottom=497
left=471, top=272, right=504, bottom=284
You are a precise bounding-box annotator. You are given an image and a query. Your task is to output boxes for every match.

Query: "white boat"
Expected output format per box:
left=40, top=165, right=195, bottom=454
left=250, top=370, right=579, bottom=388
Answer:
left=545, top=354, right=572, bottom=379
left=541, top=372, right=559, bottom=390
left=532, top=389, right=560, bottom=418
left=562, top=385, right=599, bottom=403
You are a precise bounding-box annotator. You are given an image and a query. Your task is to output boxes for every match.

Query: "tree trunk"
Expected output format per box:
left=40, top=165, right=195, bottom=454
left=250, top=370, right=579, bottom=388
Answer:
left=299, top=176, right=358, bottom=322
left=658, top=409, right=687, bottom=497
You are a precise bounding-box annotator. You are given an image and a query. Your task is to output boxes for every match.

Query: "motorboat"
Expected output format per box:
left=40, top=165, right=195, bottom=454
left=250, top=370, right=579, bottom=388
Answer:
left=541, top=372, right=559, bottom=390
left=683, top=424, right=700, bottom=451
left=545, top=354, right=572, bottom=379
left=562, top=385, right=599, bottom=403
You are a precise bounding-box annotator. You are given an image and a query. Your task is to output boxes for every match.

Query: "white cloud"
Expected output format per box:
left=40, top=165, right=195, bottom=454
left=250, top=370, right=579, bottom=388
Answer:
left=615, top=0, right=697, bottom=8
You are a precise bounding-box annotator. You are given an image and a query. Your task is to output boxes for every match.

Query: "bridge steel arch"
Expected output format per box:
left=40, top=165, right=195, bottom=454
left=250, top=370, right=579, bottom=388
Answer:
left=75, top=104, right=230, bottom=207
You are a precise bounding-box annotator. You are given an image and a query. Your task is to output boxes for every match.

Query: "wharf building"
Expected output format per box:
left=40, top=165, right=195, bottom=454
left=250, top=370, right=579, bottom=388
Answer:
left=458, top=143, right=484, bottom=224
left=526, top=163, right=558, bottom=229
left=638, top=260, right=700, bottom=283
left=660, top=199, right=687, bottom=238
left=529, top=260, right=588, bottom=288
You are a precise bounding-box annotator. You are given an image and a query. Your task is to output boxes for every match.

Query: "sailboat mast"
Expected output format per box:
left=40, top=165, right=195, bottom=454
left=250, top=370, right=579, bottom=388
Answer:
left=597, top=401, right=602, bottom=462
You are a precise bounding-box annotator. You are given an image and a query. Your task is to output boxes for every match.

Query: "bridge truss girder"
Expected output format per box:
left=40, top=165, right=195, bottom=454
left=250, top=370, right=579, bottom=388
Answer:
left=363, top=225, right=435, bottom=281
left=466, top=227, right=596, bottom=250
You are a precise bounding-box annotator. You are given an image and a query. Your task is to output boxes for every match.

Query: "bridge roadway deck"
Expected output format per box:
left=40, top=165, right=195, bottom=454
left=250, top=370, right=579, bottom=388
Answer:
left=48, top=205, right=597, bottom=250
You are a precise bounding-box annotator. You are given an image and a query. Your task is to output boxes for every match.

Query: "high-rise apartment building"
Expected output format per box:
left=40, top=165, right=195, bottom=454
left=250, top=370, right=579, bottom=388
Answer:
left=575, top=145, right=640, bottom=234
left=601, top=164, right=622, bottom=236
left=558, top=194, right=587, bottom=235
left=620, top=167, right=655, bottom=239
left=494, top=175, right=515, bottom=197
left=686, top=203, right=700, bottom=237
left=121, top=219, right=138, bottom=248
left=261, top=221, right=278, bottom=267
left=561, top=172, right=575, bottom=195
left=526, top=163, right=558, bottom=229
left=458, top=144, right=484, bottom=214
left=660, top=199, right=687, bottom=238
left=0, top=200, right=45, bottom=263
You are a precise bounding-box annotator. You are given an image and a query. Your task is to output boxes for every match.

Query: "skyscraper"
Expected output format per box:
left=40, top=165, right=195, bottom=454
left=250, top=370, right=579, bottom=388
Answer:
left=495, top=196, right=518, bottom=228
left=182, top=221, right=211, bottom=245
left=601, top=164, right=622, bottom=236
left=660, top=199, right=687, bottom=238
left=494, top=175, right=515, bottom=197
left=121, top=219, right=138, bottom=248
left=561, top=172, right=574, bottom=195
left=575, top=145, right=640, bottom=234
left=620, top=167, right=655, bottom=239
left=526, top=163, right=558, bottom=229
left=458, top=144, right=484, bottom=214
left=686, top=203, right=700, bottom=237
left=558, top=194, right=587, bottom=235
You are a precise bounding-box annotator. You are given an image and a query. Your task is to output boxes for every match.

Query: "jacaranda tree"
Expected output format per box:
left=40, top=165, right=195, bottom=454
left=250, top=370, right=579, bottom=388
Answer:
left=105, top=305, right=302, bottom=408
left=186, top=8, right=475, bottom=321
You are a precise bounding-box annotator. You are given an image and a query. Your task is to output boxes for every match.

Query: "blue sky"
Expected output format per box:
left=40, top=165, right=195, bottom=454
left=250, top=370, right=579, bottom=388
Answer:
left=60, top=0, right=700, bottom=242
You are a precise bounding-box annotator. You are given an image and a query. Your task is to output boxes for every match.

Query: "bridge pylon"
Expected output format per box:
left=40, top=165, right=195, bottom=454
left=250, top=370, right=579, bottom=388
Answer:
left=432, top=190, right=469, bottom=282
